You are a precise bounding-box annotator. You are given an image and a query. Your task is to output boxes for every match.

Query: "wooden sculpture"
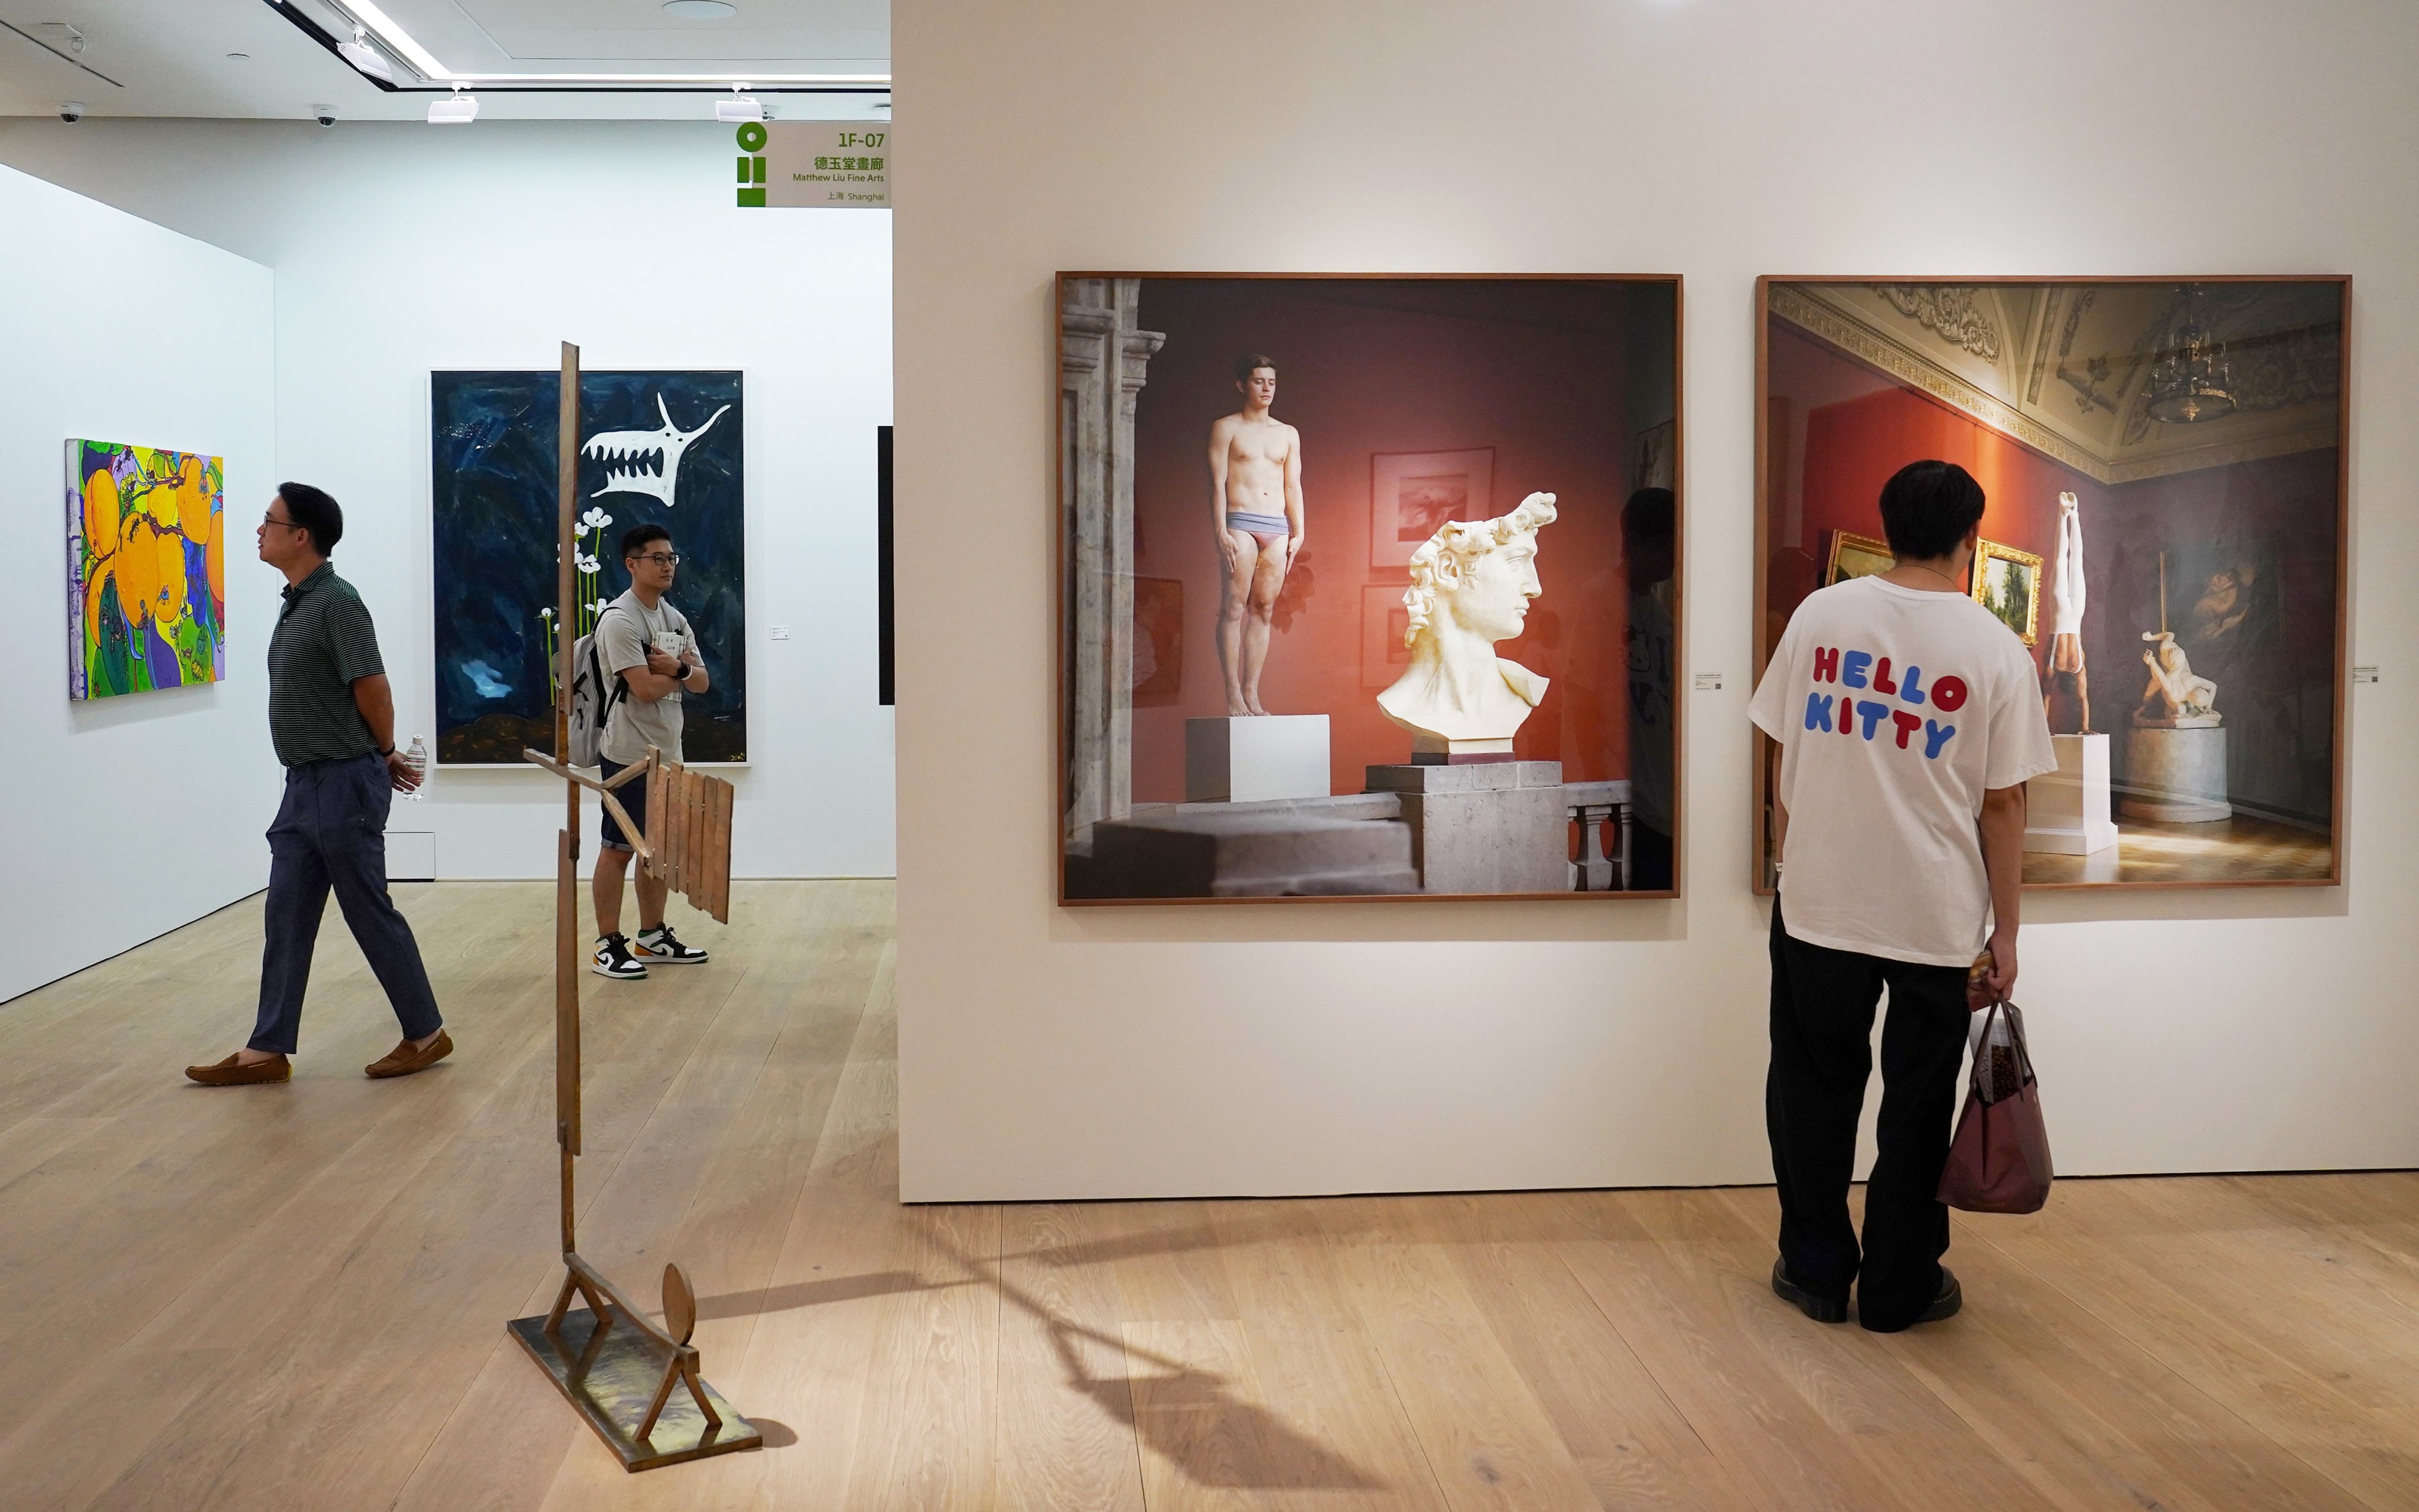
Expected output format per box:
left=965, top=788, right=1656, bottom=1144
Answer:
left=506, top=341, right=758, bottom=1472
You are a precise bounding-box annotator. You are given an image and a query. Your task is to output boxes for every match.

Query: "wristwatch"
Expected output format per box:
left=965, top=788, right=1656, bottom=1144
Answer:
left=376, top=745, right=395, bottom=758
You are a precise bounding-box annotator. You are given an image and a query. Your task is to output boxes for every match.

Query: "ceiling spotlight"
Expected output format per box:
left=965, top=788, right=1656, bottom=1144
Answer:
left=663, top=1, right=738, bottom=18
left=715, top=95, right=764, bottom=123
left=338, top=27, right=395, bottom=83
left=428, top=91, right=479, bottom=125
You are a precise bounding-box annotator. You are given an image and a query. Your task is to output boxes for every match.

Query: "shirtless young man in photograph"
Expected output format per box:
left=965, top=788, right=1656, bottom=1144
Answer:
left=1207, top=354, right=1304, bottom=716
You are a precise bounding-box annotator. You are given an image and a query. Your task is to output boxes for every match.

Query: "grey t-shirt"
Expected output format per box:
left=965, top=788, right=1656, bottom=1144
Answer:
left=598, top=589, right=695, bottom=765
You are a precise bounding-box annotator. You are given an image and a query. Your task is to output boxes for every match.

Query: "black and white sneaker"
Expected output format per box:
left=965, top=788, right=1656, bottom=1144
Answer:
left=633, top=925, right=709, bottom=965
left=592, top=933, right=647, bottom=980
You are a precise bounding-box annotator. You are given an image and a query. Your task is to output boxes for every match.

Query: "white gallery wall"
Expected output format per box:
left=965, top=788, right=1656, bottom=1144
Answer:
left=0, top=164, right=279, bottom=1004
left=891, top=0, right=2419, bottom=1198
left=0, top=120, right=896, bottom=887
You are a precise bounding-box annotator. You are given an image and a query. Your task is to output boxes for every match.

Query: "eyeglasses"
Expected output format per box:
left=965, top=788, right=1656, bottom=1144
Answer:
left=262, top=513, right=304, bottom=530
left=633, top=552, right=683, bottom=566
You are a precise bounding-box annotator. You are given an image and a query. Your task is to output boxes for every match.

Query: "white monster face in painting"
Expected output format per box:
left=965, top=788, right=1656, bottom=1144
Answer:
left=582, top=393, right=732, bottom=509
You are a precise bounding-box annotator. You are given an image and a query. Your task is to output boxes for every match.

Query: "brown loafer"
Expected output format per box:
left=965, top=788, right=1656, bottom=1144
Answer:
left=186, top=1054, right=291, bottom=1086
left=366, top=1029, right=453, bottom=1080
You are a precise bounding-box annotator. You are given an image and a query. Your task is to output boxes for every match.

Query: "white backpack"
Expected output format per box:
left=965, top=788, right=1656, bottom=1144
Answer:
left=566, top=605, right=631, bottom=768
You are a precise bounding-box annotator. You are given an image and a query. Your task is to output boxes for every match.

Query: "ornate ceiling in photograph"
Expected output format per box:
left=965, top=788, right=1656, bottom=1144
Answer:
left=1770, top=281, right=2342, bottom=483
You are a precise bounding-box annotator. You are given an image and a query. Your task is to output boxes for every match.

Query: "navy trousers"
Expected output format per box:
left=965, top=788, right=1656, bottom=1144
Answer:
left=249, top=754, right=443, bottom=1055
left=1764, top=902, right=1969, bottom=1330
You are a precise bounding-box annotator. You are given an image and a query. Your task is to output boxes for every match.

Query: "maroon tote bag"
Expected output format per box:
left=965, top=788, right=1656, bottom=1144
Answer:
left=1939, top=999, right=2053, bottom=1214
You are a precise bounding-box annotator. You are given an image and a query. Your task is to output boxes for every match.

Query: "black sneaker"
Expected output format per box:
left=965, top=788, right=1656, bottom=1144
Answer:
left=1772, top=1259, right=1849, bottom=1324
left=633, top=925, right=708, bottom=965
left=592, top=933, right=647, bottom=980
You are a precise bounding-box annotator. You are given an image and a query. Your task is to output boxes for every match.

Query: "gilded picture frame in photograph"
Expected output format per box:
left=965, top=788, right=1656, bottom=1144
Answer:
left=1972, top=539, right=2043, bottom=646
left=1058, top=272, right=1684, bottom=904
left=1754, top=274, right=2350, bottom=892
left=1823, top=529, right=1894, bottom=587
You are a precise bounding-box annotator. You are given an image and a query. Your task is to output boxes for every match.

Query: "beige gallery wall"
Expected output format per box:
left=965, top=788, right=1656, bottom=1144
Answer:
left=891, top=0, right=2418, bottom=1199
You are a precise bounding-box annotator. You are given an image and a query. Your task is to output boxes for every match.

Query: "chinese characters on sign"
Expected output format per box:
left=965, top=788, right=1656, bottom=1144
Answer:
left=732, top=122, right=893, bottom=209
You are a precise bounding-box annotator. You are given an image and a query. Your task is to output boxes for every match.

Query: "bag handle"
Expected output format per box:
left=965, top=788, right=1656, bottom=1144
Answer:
left=1971, top=996, right=2038, bottom=1091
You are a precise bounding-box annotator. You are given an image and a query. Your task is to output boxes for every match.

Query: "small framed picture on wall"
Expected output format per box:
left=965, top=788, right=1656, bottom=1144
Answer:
left=1370, top=448, right=1492, bottom=569
left=1823, top=529, right=1894, bottom=586
left=1971, top=539, right=2043, bottom=646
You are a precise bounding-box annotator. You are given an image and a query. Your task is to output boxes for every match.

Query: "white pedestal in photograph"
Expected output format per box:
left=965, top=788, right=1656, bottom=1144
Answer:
left=2024, top=733, right=2120, bottom=855
left=2121, top=722, right=2232, bottom=823
left=1186, top=715, right=1332, bottom=803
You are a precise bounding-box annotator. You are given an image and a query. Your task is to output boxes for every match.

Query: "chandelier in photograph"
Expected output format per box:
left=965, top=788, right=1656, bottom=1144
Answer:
left=2146, top=285, right=2238, bottom=424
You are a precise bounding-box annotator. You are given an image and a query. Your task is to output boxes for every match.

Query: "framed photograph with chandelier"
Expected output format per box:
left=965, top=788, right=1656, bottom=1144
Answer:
left=1751, top=276, right=2349, bottom=892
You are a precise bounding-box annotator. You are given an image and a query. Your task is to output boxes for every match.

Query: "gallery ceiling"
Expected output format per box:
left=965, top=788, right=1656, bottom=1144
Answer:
left=0, top=0, right=890, bottom=122
left=1775, top=281, right=2343, bottom=484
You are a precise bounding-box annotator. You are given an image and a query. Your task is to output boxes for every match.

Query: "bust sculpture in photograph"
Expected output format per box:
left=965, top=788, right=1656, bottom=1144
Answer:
left=1378, top=491, right=1558, bottom=755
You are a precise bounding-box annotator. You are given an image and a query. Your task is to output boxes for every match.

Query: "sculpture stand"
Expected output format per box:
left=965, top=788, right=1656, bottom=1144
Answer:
left=2024, top=733, right=2120, bottom=855
left=1366, top=761, right=1568, bottom=894
left=508, top=341, right=758, bottom=1474
left=1186, top=715, right=1331, bottom=803
left=2122, top=722, right=2231, bottom=822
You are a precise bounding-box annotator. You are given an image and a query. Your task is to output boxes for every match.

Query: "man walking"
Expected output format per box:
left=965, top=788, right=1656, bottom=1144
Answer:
left=590, top=523, right=712, bottom=980
left=1746, top=460, right=2055, bottom=1331
left=187, top=484, right=451, bottom=1085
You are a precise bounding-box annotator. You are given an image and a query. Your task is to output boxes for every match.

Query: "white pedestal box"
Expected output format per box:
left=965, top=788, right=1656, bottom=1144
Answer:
left=1185, top=715, right=1331, bottom=803
left=2024, top=732, right=2120, bottom=855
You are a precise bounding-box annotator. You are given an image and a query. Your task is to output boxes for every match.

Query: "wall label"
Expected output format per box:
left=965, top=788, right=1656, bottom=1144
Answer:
left=735, top=122, right=891, bottom=209
left=2352, top=666, right=2379, bottom=684
left=1693, top=672, right=1724, bottom=691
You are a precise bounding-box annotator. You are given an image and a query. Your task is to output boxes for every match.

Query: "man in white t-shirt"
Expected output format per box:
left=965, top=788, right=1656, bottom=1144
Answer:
left=590, top=523, right=714, bottom=980
left=1747, top=460, right=2055, bottom=1333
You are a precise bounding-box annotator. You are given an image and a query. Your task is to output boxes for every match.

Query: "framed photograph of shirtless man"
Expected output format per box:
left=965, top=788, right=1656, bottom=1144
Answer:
left=1754, top=276, right=2349, bottom=891
left=1058, top=273, right=1684, bottom=904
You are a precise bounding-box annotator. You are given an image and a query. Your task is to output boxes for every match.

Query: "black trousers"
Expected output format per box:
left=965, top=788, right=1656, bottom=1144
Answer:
left=1764, top=902, right=1969, bottom=1329
left=248, top=754, right=444, bottom=1056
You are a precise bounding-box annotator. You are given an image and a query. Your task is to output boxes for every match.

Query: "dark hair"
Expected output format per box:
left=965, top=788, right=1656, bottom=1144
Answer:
left=276, top=483, right=343, bottom=555
left=1878, top=460, right=1985, bottom=561
left=1620, top=487, right=1675, bottom=548
left=1234, top=353, right=1277, bottom=382
left=620, top=523, right=672, bottom=563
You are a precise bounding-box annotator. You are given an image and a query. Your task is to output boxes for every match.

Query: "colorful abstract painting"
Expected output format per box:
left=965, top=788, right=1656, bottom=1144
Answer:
left=429, top=371, right=747, bottom=764
left=67, top=440, right=226, bottom=700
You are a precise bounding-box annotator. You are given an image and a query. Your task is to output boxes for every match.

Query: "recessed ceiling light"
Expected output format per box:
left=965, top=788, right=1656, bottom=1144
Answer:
left=663, top=1, right=738, bottom=18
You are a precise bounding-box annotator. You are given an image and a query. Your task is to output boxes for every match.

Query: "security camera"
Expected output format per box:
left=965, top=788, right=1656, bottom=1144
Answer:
left=58, top=102, right=83, bottom=123
left=312, top=106, right=337, bottom=128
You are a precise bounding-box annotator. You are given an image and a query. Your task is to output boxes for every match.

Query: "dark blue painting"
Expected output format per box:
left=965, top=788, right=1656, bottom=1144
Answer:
left=431, top=370, right=746, bottom=764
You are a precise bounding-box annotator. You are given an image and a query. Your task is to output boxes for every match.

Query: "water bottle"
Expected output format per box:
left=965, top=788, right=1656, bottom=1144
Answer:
left=403, top=735, right=429, bottom=799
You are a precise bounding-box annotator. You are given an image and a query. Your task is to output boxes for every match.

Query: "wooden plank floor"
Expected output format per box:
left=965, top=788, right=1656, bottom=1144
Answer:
left=1, top=880, right=2413, bottom=1511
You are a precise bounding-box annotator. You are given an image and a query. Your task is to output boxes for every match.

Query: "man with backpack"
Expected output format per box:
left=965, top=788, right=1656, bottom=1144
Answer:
left=589, top=523, right=713, bottom=979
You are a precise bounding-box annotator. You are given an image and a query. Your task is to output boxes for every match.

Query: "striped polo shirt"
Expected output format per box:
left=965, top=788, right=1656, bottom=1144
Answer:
left=267, top=561, right=385, bottom=767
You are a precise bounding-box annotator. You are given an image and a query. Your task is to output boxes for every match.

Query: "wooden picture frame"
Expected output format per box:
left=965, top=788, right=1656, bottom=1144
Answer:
left=1971, top=538, right=2044, bottom=646
left=1057, top=272, right=1685, bottom=905
left=1752, top=275, right=2351, bottom=894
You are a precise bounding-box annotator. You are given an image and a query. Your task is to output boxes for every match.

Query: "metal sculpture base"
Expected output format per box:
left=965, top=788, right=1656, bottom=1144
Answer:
left=509, top=1306, right=762, bottom=1472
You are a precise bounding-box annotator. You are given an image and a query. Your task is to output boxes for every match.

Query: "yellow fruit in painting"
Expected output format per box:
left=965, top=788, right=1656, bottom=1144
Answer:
left=183, top=471, right=215, bottom=545
left=117, top=517, right=160, bottom=629
left=146, top=463, right=181, bottom=532
left=205, top=514, right=225, bottom=606
left=83, top=469, right=121, bottom=560
left=153, top=526, right=190, bottom=627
